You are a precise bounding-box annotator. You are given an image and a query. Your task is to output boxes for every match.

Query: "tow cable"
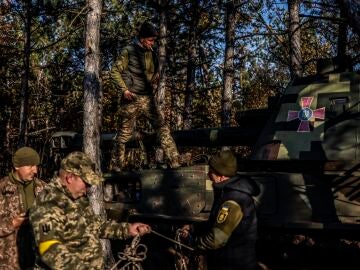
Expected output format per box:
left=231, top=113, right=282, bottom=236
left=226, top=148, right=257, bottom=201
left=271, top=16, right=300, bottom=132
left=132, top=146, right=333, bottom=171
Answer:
left=151, top=229, right=194, bottom=251
left=111, top=234, right=147, bottom=270
left=111, top=229, right=193, bottom=270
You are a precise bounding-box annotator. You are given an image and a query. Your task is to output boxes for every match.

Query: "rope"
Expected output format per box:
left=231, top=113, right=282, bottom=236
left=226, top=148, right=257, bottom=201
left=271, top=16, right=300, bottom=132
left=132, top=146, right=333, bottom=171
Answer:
left=151, top=230, right=194, bottom=251
left=174, top=229, right=189, bottom=270
left=111, top=235, right=148, bottom=270
left=111, top=229, right=194, bottom=270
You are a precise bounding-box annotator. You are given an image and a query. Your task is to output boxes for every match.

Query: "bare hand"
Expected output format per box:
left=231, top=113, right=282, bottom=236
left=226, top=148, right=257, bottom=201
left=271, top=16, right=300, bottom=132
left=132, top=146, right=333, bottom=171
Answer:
left=123, top=89, right=136, bottom=101
left=128, top=223, right=151, bottom=237
left=12, top=214, right=27, bottom=229
left=179, top=224, right=191, bottom=239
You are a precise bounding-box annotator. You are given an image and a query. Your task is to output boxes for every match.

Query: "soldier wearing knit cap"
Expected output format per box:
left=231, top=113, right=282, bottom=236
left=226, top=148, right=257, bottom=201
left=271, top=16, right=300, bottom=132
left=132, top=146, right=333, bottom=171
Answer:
left=208, top=150, right=238, bottom=177
left=181, top=150, right=260, bottom=270
left=109, top=20, right=182, bottom=171
left=12, top=146, right=41, bottom=168
left=0, top=146, right=46, bottom=270
left=138, top=21, right=158, bottom=39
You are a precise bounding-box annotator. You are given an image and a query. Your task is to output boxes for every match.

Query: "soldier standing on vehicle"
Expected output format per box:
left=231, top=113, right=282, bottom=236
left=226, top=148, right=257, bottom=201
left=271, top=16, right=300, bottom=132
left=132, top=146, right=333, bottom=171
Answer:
left=29, top=151, right=151, bottom=269
left=181, top=150, right=260, bottom=270
left=0, top=146, right=46, bottom=270
left=109, top=20, right=182, bottom=171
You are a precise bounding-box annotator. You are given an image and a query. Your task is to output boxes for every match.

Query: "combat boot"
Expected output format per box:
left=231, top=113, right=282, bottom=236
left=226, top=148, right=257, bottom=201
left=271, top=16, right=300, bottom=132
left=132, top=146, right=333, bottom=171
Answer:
left=109, top=160, right=122, bottom=172
left=109, top=143, right=125, bottom=172
left=169, top=152, right=192, bottom=168
left=169, top=157, right=181, bottom=168
left=179, top=152, right=192, bottom=166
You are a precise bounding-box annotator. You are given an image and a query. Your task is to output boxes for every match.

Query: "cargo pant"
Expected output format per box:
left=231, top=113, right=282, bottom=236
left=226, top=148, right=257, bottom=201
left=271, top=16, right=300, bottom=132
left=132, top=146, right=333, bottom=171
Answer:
left=110, top=95, right=180, bottom=170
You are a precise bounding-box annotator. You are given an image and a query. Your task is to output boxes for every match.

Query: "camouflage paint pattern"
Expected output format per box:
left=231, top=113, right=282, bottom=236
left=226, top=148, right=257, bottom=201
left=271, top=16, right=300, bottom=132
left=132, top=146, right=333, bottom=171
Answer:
left=111, top=95, right=179, bottom=169
left=253, top=72, right=359, bottom=161
left=30, top=177, right=131, bottom=269
left=251, top=71, right=360, bottom=225
left=0, top=173, right=45, bottom=270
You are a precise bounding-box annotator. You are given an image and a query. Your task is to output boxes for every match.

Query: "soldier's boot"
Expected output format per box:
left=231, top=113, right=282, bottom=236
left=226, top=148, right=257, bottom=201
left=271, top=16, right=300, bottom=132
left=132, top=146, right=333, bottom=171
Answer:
left=168, top=152, right=192, bottom=169
left=158, top=126, right=181, bottom=168
left=164, top=147, right=180, bottom=168
left=109, top=158, right=119, bottom=172
left=169, top=155, right=181, bottom=169
left=109, top=144, right=126, bottom=172
left=180, top=152, right=192, bottom=166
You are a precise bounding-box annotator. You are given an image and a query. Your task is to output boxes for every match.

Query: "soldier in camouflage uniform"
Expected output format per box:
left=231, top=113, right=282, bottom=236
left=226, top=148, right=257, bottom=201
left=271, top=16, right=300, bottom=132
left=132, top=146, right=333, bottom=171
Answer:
left=29, top=151, right=151, bottom=269
left=182, top=150, right=260, bottom=270
left=0, top=147, right=46, bottom=270
left=110, top=21, right=181, bottom=170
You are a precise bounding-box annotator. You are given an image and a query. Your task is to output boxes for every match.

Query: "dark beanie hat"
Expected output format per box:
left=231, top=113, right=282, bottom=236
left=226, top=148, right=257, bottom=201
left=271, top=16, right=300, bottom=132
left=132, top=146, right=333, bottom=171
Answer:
left=12, top=147, right=40, bottom=167
left=209, top=150, right=237, bottom=177
left=138, top=21, right=158, bottom=38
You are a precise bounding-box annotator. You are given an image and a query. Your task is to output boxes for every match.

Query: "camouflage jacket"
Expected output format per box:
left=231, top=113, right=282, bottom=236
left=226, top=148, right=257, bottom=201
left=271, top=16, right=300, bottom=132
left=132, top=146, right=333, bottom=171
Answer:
left=0, top=173, right=46, bottom=270
left=30, top=177, right=131, bottom=270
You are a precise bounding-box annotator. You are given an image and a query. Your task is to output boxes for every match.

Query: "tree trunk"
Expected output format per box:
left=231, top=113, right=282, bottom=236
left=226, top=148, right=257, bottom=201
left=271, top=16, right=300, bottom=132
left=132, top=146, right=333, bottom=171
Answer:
left=222, top=1, right=237, bottom=128
left=18, top=0, right=32, bottom=147
left=155, top=0, right=169, bottom=164
left=288, top=0, right=302, bottom=79
left=173, top=83, right=183, bottom=130
left=340, top=0, right=360, bottom=36
left=337, top=1, right=347, bottom=59
left=5, top=107, right=11, bottom=150
left=199, top=44, right=210, bottom=86
left=156, top=0, right=168, bottom=112
left=183, top=2, right=199, bottom=130
left=83, top=0, right=114, bottom=268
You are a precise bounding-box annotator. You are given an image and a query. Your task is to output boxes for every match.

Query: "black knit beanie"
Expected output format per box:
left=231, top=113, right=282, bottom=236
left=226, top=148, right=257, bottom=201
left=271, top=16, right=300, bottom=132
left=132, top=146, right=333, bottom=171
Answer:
left=208, top=150, right=237, bottom=177
left=12, top=147, right=40, bottom=167
left=138, top=21, right=158, bottom=38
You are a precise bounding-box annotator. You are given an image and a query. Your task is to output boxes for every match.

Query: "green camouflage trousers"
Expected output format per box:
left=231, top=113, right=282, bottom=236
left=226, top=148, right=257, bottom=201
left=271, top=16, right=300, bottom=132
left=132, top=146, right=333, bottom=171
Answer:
left=111, top=95, right=179, bottom=169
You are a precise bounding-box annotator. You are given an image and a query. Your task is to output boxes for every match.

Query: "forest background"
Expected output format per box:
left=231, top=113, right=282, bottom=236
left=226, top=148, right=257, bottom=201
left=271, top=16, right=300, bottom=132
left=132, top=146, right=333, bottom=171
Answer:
left=0, top=0, right=359, bottom=171
left=1, top=1, right=360, bottom=268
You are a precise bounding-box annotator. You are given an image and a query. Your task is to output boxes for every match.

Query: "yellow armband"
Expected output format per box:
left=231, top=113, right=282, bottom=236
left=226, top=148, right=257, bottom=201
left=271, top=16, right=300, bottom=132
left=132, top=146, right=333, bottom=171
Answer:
left=39, top=240, right=61, bottom=255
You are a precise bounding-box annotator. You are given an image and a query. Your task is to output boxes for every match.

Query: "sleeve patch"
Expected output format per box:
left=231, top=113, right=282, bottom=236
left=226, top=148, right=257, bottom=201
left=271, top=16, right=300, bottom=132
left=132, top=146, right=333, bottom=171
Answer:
left=216, top=206, right=229, bottom=224
left=39, top=222, right=55, bottom=241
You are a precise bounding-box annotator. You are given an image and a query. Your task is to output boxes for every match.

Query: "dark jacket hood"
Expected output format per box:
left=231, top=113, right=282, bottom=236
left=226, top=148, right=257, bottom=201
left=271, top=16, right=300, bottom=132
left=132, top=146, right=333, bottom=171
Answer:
left=213, top=174, right=260, bottom=197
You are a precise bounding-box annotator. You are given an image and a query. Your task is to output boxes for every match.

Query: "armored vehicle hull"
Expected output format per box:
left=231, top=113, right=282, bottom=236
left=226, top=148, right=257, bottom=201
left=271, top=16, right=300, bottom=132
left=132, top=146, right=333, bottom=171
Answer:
left=43, top=65, right=360, bottom=237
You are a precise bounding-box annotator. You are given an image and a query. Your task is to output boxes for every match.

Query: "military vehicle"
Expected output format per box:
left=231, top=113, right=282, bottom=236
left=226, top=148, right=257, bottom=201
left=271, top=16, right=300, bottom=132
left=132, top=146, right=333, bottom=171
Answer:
left=43, top=57, right=360, bottom=239
left=240, top=57, right=360, bottom=238
left=105, top=57, right=360, bottom=239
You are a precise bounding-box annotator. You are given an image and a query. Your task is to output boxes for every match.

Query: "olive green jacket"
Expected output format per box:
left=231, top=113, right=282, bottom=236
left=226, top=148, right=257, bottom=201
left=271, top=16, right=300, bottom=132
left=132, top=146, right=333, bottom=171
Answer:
left=110, top=39, right=158, bottom=96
